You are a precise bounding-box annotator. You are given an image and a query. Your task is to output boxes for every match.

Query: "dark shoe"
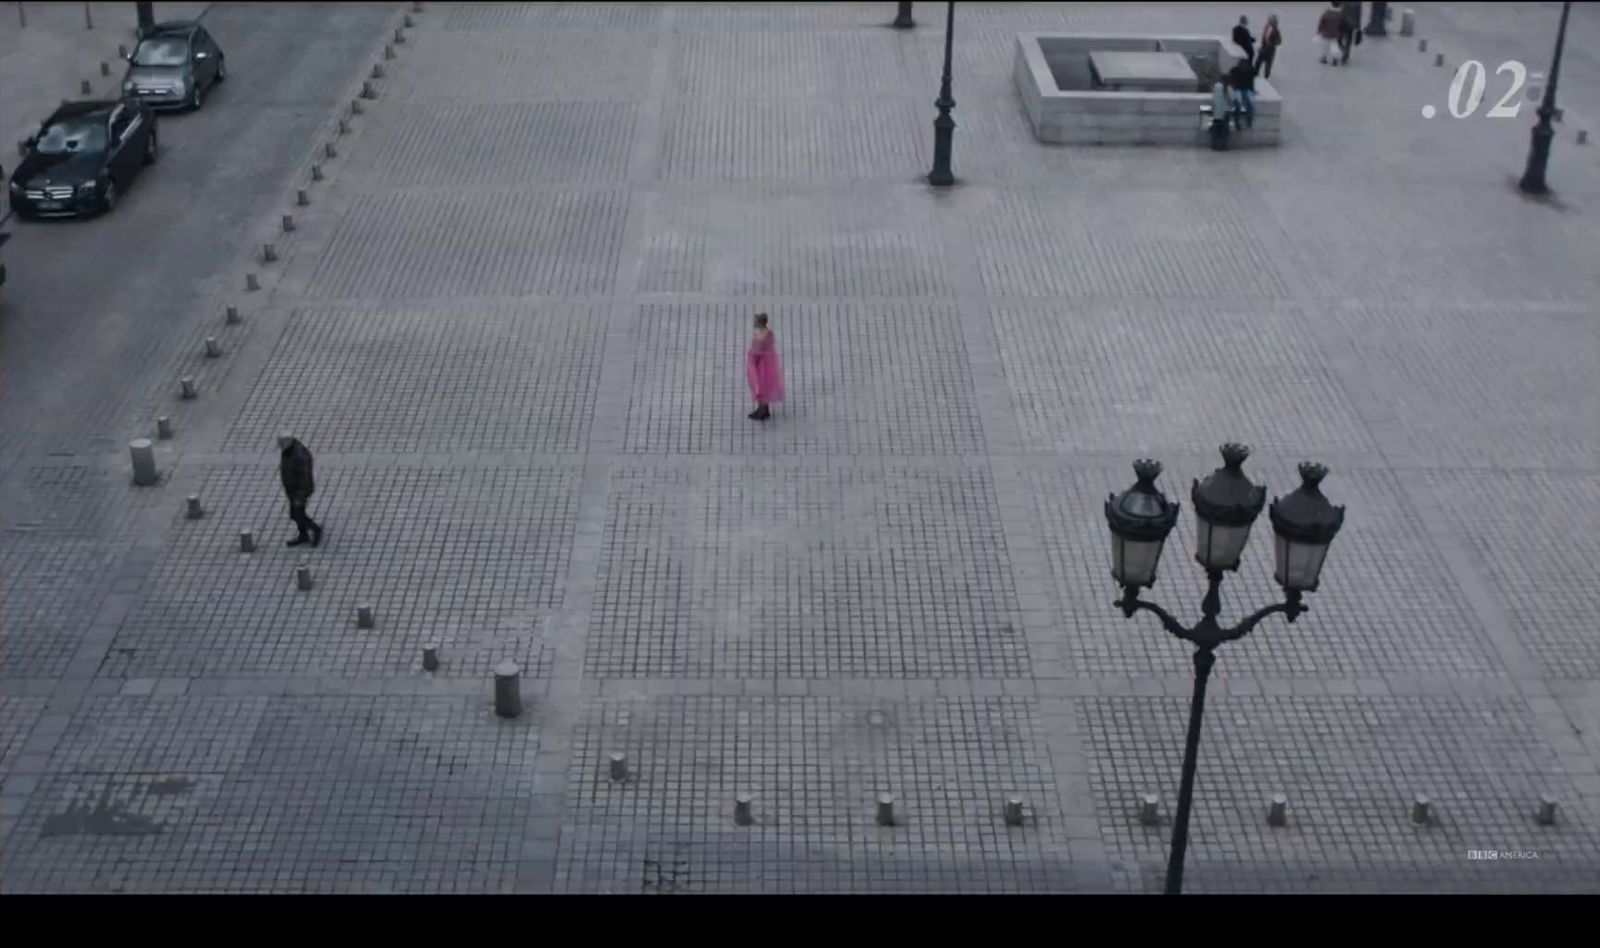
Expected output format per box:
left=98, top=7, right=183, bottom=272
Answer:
left=287, top=535, right=309, bottom=547
left=311, top=525, right=324, bottom=548
left=748, top=409, right=763, bottom=420
left=756, top=405, right=771, bottom=420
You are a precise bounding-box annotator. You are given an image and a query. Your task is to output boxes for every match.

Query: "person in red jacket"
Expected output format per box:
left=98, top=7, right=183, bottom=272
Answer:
left=1256, top=14, right=1283, bottom=78
left=1317, top=3, right=1344, bottom=66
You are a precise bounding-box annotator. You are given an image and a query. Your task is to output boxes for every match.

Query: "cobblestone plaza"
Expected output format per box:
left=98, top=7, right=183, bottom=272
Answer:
left=1, top=2, right=1598, bottom=893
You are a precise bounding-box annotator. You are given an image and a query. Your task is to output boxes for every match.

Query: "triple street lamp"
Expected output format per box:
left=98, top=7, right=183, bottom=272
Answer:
left=1519, top=0, right=1572, bottom=195
left=1105, top=445, right=1345, bottom=895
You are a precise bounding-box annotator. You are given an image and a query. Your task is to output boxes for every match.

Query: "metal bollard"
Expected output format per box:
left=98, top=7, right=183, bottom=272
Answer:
left=395, top=25, right=407, bottom=42
left=282, top=214, right=295, bottom=232
left=1435, top=52, right=1444, bottom=67
left=204, top=336, right=222, bottom=358
left=1400, top=8, right=1415, bottom=37
left=225, top=304, right=241, bottom=324
left=100, top=61, right=110, bottom=76
left=186, top=494, right=204, bottom=519
left=876, top=793, right=896, bottom=826
left=1268, top=793, right=1288, bottom=827
left=404, top=13, right=415, bottom=28
left=246, top=273, right=260, bottom=291
left=493, top=660, right=522, bottom=717
left=1004, top=797, right=1025, bottom=827
left=156, top=415, right=173, bottom=439
left=608, top=751, right=629, bottom=782
left=1577, top=129, right=1588, bottom=145
left=130, top=439, right=159, bottom=486
left=296, top=564, right=314, bottom=591
left=263, top=243, right=277, bottom=263
left=118, top=43, right=128, bottom=59
left=1536, top=795, right=1558, bottom=826
left=734, top=794, right=754, bottom=826
left=325, top=141, right=338, bottom=158
left=370, top=63, right=385, bottom=79
left=180, top=376, right=197, bottom=399
left=311, top=163, right=325, bottom=181
left=357, top=603, right=374, bottom=629
left=351, top=98, right=364, bottom=115
left=1418, top=38, right=1428, bottom=52
left=1411, top=794, right=1431, bottom=826
left=297, top=189, right=310, bottom=206
left=360, top=81, right=376, bottom=100
left=893, top=1, right=914, bottom=29
left=384, top=44, right=395, bottom=60
left=81, top=79, right=92, bottom=95
left=1139, top=793, right=1160, bottom=826
left=239, top=529, right=256, bottom=553
left=338, top=117, right=349, bottom=135
left=422, top=644, right=440, bottom=671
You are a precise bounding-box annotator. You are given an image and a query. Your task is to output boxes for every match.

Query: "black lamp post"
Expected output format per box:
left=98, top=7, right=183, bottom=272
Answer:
left=136, top=1, right=154, bottom=35
left=1367, top=1, right=1388, bottom=37
left=893, top=1, right=914, bottom=29
left=1519, top=0, right=1571, bottom=196
left=1105, top=445, right=1345, bottom=896
left=927, top=1, right=956, bottom=187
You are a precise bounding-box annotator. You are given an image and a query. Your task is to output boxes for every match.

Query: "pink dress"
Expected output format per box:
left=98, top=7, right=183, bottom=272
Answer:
left=745, top=329, right=786, bottom=405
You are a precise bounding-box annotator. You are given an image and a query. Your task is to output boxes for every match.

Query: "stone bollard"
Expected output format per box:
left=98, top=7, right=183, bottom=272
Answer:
left=325, top=141, right=338, bottom=159
left=297, top=189, right=310, bottom=206
left=263, top=243, right=277, bottom=263
left=81, top=79, right=92, bottom=95
left=1139, top=793, right=1160, bottom=826
left=395, top=26, right=406, bottom=43
left=1536, top=795, right=1558, bottom=826
left=384, top=44, right=395, bottom=60
left=893, top=1, right=914, bottom=29
left=1268, top=793, right=1288, bottom=827
left=100, top=61, right=110, bottom=77
left=1578, top=130, right=1589, bottom=146
left=246, top=273, right=260, bottom=291
left=876, top=793, right=896, bottom=826
left=1004, top=797, right=1025, bottom=827
left=156, top=415, right=173, bottom=440
left=239, top=529, right=256, bottom=553
left=118, top=43, right=128, bottom=59
left=1400, top=8, right=1415, bottom=37
left=734, top=793, right=754, bottom=826
left=282, top=214, right=295, bottom=232
left=360, top=81, right=376, bottom=100
left=608, top=751, right=629, bottom=782
left=1411, top=794, right=1431, bottom=825
left=422, top=644, right=440, bottom=672
left=205, top=336, right=222, bottom=358
left=180, top=376, right=197, bottom=399
left=370, top=63, right=385, bottom=79
left=351, top=98, right=364, bottom=116
left=17, top=140, right=27, bottom=157
left=404, top=13, right=415, bottom=28
left=413, top=2, right=423, bottom=13
left=186, top=494, right=204, bottom=519
left=493, top=660, right=522, bottom=717
left=296, top=564, right=314, bottom=591
left=338, top=117, right=349, bottom=135
left=312, top=163, right=325, bottom=181
left=1435, top=52, right=1444, bottom=67
left=357, top=603, right=375, bottom=629
left=225, top=304, right=241, bottom=324
left=1418, top=38, right=1427, bottom=53
left=130, top=439, right=159, bottom=486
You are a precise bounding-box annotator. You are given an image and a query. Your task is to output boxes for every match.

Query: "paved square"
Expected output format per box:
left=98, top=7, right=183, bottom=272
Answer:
left=3, top=2, right=1598, bottom=893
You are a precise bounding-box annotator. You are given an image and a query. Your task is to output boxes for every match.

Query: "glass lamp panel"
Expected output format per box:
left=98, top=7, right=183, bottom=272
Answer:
left=1274, top=534, right=1331, bottom=591
left=1112, top=535, right=1166, bottom=588
left=1196, top=519, right=1253, bottom=571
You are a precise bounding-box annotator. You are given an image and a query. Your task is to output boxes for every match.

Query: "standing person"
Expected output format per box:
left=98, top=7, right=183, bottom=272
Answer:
left=1256, top=14, right=1282, bottom=78
left=1339, top=0, right=1363, bottom=64
left=1227, top=58, right=1257, bottom=130
left=278, top=431, right=324, bottom=547
left=1231, top=15, right=1255, bottom=62
left=1208, top=76, right=1232, bottom=151
left=745, top=313, right=785, bottom=421
left=1317, top=2, right=1344, bottom=65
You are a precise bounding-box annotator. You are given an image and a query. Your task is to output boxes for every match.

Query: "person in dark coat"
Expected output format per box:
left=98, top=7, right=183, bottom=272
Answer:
left=1227, top=58, right=1257, bottom=130
left=1231, top=15, right=1255, bottom=62
left=1256, top=13, right=1283, bottom=78
left=278, top=431, right=324, bottom=547
left=1317, top=2, right=1344, bottom=65
left=1339, top=0, right=1363, bottom=64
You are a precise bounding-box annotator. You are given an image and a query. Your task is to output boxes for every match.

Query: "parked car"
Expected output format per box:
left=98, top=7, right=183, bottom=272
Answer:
left=122, top=19, right=227, bottom=111
left=7, top=100, right=159, bottom=219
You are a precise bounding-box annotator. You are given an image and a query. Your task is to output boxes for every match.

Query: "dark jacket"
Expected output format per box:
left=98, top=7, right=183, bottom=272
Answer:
left=1260, top=22, right=1282, bottom=51
left=1232, top=24, right=1255, bottom=56
left=1228, top=60, right=1256, bottom=93
left=1342, top=0, right=1364, bottom=28
left=280, top=439, right=315, bottom=501
left=1317, top=8, right=1343, bottom=38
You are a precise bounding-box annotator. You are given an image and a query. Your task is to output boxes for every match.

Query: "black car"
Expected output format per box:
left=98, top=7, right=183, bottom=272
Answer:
left=122, top=20, right=227, bottom=112
left=7, top=100, right=159, bottom=219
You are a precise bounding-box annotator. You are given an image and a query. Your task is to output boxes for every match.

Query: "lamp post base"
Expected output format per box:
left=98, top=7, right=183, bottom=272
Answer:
left=928, top=110, right=956, bottom=187
left=1520, top=122, right=1556, bottom=194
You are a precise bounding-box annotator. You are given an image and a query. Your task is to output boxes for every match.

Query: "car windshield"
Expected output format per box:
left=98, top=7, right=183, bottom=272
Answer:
left=34, top=119, right=108, bottom=156
left=132, top=36, right=189, bottom=67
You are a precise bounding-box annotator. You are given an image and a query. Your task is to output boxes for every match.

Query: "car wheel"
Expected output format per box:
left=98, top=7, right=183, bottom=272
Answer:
left=190, top=83, right=204, bottom=111
left=144, top=131, right=159, bottom=165
left=102, top=180, right=118, bottom=214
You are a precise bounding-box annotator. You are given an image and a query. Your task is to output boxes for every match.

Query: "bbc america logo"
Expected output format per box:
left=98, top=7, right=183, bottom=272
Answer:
left=1466, top=850, right=1541, bottom=860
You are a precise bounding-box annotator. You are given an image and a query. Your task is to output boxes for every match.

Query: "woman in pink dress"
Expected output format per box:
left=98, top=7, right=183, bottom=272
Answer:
left=745, top=312, right=785, bottom=421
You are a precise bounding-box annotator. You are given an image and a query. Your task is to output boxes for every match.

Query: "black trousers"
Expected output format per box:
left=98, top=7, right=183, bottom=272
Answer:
left=1256, top=49, right=1276, bottom=78
left=288, top=498, right=320, bottom=537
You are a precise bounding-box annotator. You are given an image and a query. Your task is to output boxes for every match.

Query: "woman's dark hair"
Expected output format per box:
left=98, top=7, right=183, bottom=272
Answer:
left=754, top=313, right=770, bottom=327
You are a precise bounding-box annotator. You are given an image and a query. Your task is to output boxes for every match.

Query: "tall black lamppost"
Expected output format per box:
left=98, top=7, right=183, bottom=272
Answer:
left=1366, top=1, right=1389, bottom=37
left=927, top=1, right=956, bottom=187
left=1519, top=0, right=1572, bottom=196
left=1105, top=445, right=1345, bottom=896
left=136, top=2, right=154, bottom=35
left=893, top=1, right=915, bottom=30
